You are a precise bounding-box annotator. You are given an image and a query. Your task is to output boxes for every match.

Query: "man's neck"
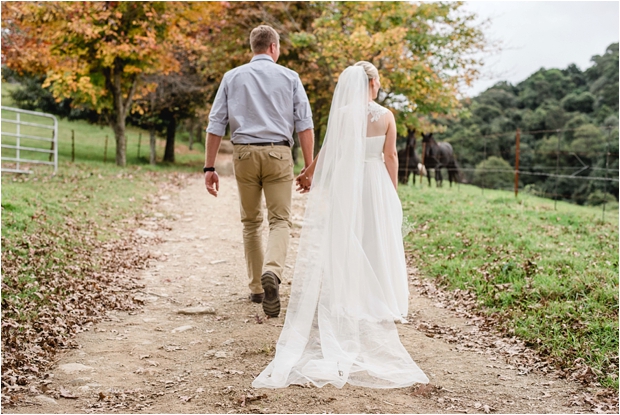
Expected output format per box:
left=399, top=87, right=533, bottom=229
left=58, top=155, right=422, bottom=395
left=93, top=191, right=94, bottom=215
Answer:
left=253, top=52, right=276, bottom=62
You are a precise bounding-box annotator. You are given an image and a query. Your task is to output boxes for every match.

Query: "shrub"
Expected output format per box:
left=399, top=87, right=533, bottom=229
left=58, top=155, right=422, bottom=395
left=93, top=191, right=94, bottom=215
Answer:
left=473, top=156, right=514, bottom=190
left=586, top=190, right=617, bottom=206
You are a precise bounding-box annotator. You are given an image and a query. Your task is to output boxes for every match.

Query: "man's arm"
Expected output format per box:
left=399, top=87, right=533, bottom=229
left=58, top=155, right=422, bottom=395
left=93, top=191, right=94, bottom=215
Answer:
left=205, top=132, right=222, bottom=168
left=204, top=133, right=222, bottom=197
left=292, top=75, right=314, bottom=167
left=204, top=75, right=229, bottom=197
left=292, top=75, right=315, bottom=192
left=298, top=128, right=314, bottom=169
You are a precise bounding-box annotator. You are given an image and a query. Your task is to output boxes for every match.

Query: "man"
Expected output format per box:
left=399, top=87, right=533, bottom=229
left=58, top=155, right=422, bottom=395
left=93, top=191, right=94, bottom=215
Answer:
left=204, top=25, right=314, bottom=318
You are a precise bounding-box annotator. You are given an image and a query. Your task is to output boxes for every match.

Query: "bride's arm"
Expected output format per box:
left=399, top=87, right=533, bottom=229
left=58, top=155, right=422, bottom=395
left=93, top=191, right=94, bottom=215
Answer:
left=383, top=112, right=398, bottom=190
left=296, top=149, right=321, bottom=193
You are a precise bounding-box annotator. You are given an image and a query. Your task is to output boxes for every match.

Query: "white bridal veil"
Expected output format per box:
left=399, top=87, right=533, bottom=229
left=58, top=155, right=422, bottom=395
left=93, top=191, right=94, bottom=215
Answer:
left=252, top=66, right=429, bottom=389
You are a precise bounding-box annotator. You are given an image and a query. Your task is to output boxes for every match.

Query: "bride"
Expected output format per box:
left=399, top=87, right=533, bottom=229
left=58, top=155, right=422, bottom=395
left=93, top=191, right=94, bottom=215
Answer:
left=252, top=62, right=429, bottom=389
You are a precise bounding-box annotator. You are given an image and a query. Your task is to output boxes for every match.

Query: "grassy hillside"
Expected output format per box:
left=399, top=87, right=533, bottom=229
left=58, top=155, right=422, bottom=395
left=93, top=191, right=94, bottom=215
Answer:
left=400, top=180, right=618, bottom=389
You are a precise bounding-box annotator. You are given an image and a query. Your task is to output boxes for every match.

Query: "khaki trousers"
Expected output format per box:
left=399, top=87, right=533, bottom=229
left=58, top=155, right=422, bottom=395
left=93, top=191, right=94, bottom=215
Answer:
left=232, top=144, right=293, bottom=294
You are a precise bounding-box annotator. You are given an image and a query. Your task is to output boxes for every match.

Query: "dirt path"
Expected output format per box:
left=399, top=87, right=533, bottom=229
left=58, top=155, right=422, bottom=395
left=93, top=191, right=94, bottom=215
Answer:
left=7, top=174, right=602, bottom=414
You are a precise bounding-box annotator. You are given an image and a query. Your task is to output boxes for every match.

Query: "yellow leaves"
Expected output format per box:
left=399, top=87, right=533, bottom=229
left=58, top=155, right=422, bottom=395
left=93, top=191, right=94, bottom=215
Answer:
left=76, top=76, right=99, bottom=106
left=300, top=1, right=484, bottom=130
left=124, top=65, right=142, bottom=75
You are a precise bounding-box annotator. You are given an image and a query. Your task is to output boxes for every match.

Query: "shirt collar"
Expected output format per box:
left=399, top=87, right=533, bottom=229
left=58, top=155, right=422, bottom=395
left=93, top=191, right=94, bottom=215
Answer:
left=251, top=54, right=275, bottom=63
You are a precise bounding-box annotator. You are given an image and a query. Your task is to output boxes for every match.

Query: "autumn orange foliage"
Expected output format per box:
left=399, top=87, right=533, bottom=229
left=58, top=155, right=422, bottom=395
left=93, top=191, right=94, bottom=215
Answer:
left=2, top=1, right=487, bottom=163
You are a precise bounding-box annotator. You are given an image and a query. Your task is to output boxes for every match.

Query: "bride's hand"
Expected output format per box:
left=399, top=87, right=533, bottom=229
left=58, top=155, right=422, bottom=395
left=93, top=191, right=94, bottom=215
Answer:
left=295, top=165, right=313, bottom=193
left=295, top=170, right=312, bottom=193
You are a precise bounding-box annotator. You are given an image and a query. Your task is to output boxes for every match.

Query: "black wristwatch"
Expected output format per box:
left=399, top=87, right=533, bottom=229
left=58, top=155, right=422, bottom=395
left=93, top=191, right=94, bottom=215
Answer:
left=203, top=167, right=215, bottom=173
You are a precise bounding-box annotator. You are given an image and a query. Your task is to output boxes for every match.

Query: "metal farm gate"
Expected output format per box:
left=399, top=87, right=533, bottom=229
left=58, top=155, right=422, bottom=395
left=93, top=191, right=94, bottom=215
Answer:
left=1, top=106, right=58, bottom=174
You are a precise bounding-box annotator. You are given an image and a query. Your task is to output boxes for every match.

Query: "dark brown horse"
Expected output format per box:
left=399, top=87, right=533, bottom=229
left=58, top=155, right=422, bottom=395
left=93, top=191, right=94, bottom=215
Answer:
left=397, top=129, right=424, bottom=184
left=421, top=133, right=460, bottom=187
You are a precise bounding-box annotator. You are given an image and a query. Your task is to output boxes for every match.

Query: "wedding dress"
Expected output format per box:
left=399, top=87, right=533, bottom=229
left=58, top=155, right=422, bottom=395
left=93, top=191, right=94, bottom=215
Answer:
left=252, top=66, right=429, bottom=389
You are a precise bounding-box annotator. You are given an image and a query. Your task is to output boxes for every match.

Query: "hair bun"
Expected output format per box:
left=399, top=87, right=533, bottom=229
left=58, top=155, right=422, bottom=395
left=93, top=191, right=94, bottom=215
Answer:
left=354, top=61, right=379, bottom=79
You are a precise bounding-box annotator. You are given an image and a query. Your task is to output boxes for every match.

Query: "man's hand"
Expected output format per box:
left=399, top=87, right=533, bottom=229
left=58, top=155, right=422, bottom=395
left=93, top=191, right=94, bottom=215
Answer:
left=295, top=167, right=312, bottom=193
left=205, top=171, right=220, bottom=197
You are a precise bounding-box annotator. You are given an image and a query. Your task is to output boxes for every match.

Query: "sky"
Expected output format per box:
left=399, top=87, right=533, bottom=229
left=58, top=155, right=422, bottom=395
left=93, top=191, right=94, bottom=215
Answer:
left=461, top=1, right=619, bottom=97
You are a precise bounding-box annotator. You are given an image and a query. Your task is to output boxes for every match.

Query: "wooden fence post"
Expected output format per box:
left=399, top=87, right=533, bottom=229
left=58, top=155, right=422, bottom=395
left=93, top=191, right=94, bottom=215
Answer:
left=482, top=135, right=487, bottom=195
left=49, top=131, right=54, bottom=161
left=553, top=130, right=561, bottom=210
left=104, top=135, right=108, bottom=163
left=514, top=128, right=521, bottom=197
left=71, top=130, right=75, bottom=162
left=603, top=128, right=611, bottom=221
left=420, top=142, right=426, bottom=186
left=137, top=132, right=142, bottom=159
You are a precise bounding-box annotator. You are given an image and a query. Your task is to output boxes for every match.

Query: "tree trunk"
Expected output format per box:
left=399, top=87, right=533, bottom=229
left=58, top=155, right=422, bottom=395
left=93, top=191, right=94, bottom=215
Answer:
left=149, top=129, right=157, bottom=165
left=188, top=121, right=194, bottom=151
left=106, top=65, right=138, bottom=167
left=313, top=124, right=322, bottom=157
left=312, top=108, right=324, bottom=157
left=111, top=114, right=126, bottom=167
left=164, top=117, right=176, bottom=163
left=195, top=124, right=203, bottom=145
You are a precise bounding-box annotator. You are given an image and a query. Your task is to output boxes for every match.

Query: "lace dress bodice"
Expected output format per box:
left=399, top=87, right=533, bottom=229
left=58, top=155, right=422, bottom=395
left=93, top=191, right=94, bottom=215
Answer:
left=365, top=101, right=390, bottom=162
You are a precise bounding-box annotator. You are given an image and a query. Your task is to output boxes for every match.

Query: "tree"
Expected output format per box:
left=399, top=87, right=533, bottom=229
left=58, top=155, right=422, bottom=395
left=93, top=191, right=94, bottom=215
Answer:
left=202, top=1, right=487, bottom=154
left=585, top=43, right=619, bottom=113
left=561, top=92, right=595, bottom=113
left=293, top=1, right=487, bottom=146
left=2, top=1, right=221, bottom=166
left=130, top=55, right=211, bottom=164
left=473, top=156, right=513, bottom=190
left=430, top=42, right=619, bottom=205
left=1, top=67, right=105, bottom=124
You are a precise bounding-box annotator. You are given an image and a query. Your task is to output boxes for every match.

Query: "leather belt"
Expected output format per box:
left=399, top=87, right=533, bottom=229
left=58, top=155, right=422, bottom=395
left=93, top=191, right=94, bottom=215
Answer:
left=235, top=140, right=291, bottom=147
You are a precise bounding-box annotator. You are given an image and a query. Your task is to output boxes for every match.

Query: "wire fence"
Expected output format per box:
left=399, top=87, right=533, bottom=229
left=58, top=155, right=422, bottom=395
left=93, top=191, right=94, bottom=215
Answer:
left=412, top=126, right=619, bottom=221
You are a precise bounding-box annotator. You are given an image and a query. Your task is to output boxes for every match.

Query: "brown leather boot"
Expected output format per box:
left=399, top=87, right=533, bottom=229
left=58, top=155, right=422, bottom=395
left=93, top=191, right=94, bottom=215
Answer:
left=261, top=271, right=280, bottom=317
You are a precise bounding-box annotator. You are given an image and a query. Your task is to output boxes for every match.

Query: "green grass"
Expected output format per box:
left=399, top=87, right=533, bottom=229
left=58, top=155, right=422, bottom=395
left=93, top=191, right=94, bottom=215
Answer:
left=2, top=163, right=159, bottom=241
left=400, top=180, right=619, bottom=389
left=2, top=82, right=206, bottom=171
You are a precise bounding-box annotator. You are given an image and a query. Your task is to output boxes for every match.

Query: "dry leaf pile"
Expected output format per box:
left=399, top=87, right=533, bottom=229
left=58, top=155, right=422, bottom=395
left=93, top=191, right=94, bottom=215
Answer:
left=1, top=171, right=188, bottom=406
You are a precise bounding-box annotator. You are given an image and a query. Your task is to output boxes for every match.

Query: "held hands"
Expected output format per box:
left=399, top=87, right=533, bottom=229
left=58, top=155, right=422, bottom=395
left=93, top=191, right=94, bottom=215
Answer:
left=295, top=167, right=313, bottom=194
left=205, top=171, right=220, bottom=197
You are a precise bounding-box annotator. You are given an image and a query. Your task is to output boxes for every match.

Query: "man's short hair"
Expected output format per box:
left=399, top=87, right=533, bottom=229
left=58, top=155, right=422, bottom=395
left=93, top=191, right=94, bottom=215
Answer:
left=250, top=25, right=280, bottom=54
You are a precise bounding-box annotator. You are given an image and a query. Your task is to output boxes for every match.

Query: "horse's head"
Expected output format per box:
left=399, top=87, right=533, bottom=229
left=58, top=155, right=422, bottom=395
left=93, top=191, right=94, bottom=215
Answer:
left=407, top=129, right=416, bottom=148
left=421, top=132, right=434, bottom=144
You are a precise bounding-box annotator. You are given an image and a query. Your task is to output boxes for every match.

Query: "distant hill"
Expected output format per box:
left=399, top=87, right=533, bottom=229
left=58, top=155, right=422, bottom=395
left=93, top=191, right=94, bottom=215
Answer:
left=432, top=43, right=619, bottom=205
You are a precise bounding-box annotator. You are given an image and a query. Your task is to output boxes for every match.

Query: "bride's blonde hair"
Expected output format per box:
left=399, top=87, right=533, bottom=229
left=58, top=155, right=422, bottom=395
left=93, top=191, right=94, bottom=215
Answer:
left=354, top=61, right=379, bottom=80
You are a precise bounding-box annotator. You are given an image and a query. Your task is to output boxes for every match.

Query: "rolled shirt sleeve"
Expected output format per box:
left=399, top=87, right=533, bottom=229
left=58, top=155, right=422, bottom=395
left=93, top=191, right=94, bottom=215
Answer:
left=293, top=75, right=314, bottom=132
left=206, top=76, right=229, bottom=137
